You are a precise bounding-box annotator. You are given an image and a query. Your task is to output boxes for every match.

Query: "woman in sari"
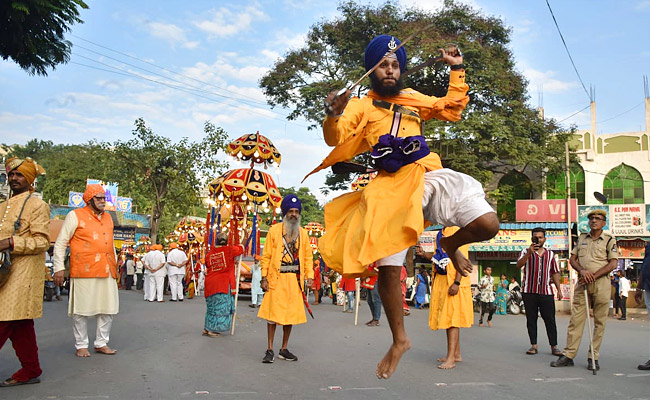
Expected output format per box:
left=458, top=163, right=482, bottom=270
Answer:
left=202, top=235, right=244, bottom=337
left=414, top=268, right=429, bottom=309
left=495, top=274, right=509, bottom=315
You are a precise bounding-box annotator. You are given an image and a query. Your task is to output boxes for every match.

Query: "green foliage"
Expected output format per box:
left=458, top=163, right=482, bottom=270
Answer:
left=260, top=0, right=574, bottom=201
left=279, top=187, right=324, bottom=225
left=0, top=0, right=88, bottom=76
left=3, top=118, right=230, bottom=242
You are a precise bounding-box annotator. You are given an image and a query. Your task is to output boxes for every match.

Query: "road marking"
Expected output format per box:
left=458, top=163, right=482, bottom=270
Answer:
left=532, top=377, right=584, bottom=383
left=627, top=373, right=650, bottom=378
left=450, top=382, right=496, bottom=387
left=342, top=387, right=387, bottom=391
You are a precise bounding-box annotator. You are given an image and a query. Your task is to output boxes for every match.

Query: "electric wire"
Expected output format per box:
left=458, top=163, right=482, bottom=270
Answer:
left=70, top=34, right=272, bottom=107
left=557, top=104, right=590, bottom=123
left=71, top=55, right=309, bottom=127
left=545, top=0, right=591, bottom=102
left=576, top=101, right=644, bottom=127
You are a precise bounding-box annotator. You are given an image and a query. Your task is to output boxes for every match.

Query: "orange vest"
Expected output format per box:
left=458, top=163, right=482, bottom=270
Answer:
left=69, top=207, right=117, bottom=278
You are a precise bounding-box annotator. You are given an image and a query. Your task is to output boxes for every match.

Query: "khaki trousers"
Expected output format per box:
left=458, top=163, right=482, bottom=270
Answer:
left=563, top=277, right=610, bottom=360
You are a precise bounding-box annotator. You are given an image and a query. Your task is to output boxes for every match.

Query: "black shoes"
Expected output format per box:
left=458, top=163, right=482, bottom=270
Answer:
left=262, top=349, right=274, bottom=363
left=278, top=348, right=298, bottom=361
left=638, top=360, right=650, bottom=370
left=550, top=355, right=574, bottom=367
left=618, top=317, right=626, bottom=320
left=587, top=359, right=600, bottom=371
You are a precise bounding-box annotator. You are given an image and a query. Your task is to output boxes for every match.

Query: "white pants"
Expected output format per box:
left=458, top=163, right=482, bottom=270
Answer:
left=148, top=276, right=165, bottom=302
left=168, top=274, right=184, bottom=300
left=143, top=274, right=150, bottom=300
left=73, top=314, right=113, bottom=350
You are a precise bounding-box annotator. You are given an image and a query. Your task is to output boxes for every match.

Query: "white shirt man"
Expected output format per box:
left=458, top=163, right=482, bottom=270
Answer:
left=166, top=243, right=188, bottom=301
left=144, top=245, right=166, bottom=302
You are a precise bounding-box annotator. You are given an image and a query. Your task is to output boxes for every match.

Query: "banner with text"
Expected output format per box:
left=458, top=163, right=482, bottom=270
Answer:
left=578, top=204, right=650, bottom=237
left=516, top=199, right=578, bottom=222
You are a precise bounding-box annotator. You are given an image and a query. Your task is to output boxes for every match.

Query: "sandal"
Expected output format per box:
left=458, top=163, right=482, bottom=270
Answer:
left=0, top=377, right=40, bottom=387
left=526, top=347, right=538, bottom=355
left=551, top=348, right=563, bottom=356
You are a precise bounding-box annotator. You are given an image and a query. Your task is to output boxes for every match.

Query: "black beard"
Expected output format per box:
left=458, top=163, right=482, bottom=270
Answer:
left=370, top=73, right=403, bottom=97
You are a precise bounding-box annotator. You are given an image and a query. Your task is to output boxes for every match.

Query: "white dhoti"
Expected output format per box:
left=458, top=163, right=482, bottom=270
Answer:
left=377, top=168, right=494, bottom=266
left=143, top=274, right=150, bottom=300
left=68, top=277, right=119, bottom=350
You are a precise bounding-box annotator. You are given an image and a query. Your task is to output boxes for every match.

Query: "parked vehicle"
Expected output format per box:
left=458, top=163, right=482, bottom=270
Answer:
left=506, top=287, right=525, bottom=315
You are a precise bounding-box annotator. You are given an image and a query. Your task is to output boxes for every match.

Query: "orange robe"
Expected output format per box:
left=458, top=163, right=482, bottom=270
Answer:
left=314, top=70, right=469, bottom=276
left=429, top=227, right=473, bottom=330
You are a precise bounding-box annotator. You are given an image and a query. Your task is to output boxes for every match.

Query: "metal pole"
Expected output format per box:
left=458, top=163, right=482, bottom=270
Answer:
left=566, top=142, right=574, bottom=305
left=354, top=278, right=361, bottom=326
left=584, top=286, right=597, bottom=375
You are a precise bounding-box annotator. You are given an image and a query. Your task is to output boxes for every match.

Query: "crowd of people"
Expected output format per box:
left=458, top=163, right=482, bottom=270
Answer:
left=2, top=30, right=650, bottom=389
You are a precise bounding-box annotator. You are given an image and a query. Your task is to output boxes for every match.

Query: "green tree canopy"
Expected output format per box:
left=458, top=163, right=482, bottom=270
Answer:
left=279, top=187, right=324, bottom=225
left=1, top=0, right=88, bottom=76
left=260, top=0, right=573, bottom=201
left=3, top=118, right=230, bottom=242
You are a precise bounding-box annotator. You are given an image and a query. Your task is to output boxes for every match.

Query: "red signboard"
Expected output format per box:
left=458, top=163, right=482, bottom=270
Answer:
left=516, top=199, right=578, bottom=222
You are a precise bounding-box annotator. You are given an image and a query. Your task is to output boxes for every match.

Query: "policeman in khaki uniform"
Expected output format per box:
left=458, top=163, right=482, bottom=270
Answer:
left=551, top=209, right=618, bottom=371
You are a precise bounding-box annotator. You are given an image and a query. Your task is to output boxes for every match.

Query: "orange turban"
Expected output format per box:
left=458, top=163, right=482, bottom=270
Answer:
left=6, top=157, right=46, bottom=185
left=83, top=184, right=105, bottom=203
left=169, top=242, right=178, bottom=249
left=152, top=244, right=163, bottom=251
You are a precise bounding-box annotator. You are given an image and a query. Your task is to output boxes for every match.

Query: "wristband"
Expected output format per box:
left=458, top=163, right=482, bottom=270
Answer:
left=453, top=280, right=461, bottom=286
left=450, top=64, right=465, bottom=70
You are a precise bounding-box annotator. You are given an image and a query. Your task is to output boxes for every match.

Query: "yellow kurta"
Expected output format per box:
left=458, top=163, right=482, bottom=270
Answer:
left=318, top=70, right=469, bottom=276
left=257, top=223, right=314, bottom=325
left=0, top=192, right=50, bottom=321
left=429, top=227, right=473, bottom=330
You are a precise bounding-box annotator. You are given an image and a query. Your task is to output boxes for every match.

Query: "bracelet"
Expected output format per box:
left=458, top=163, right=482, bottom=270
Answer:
left=450, top=64, right=465, bottom=70
left=453, top=280, right=461, bottom=286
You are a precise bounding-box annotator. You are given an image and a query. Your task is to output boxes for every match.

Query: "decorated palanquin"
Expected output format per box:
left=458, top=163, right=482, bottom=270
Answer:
left=203, top=244, right=244, bottom=298
left=208, top=168, right=282, bottom=207
left=226, top=131, right=281, bottom=168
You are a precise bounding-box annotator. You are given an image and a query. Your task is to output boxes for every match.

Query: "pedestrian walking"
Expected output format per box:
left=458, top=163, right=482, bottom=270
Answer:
left=617, top=270, right=630, bottom=320
left=166, top=242, right=188, bottom=302
left=478, top=267, right=495, bottom=327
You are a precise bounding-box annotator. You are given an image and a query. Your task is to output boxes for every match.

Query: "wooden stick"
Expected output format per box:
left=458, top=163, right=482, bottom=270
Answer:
left=354, top=278, right=361, bottom=326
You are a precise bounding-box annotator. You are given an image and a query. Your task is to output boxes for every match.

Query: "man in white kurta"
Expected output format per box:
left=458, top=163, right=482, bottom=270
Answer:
left=166, top=243, right=188, bottom=301
left=144, top=244, right=166, bottom=302
left=53, top=184, right=119, bottom=357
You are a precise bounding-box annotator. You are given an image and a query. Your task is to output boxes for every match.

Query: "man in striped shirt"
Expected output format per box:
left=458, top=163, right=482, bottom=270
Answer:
left=516, top=227, right=563, bottom=356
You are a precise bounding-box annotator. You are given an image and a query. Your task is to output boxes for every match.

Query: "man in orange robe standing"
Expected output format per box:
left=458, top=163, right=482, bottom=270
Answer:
left=54, top=184, right=119, bottom=357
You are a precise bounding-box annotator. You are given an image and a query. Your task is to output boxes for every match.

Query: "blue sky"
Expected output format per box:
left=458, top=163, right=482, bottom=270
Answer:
left=1, top=0, right=649, bottom=203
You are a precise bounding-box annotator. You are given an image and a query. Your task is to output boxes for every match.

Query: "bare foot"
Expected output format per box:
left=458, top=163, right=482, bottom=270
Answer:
left=94, top=346, right=117, bottom=355
left=437, top=359, right=456, bottom=369
left=479, top=323, right=483, bottom=327
left=487, top=321, right=492, bottom=328
left=439, top=237, right=472, bottom=276
left=376, top=338, right=411, bottom=379
left=437, top=356, right=462, bottom=363
left=76, top=348, right=91, bottom=357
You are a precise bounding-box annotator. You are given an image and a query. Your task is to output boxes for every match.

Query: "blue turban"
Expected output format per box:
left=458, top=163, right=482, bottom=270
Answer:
left=281, top=194, right=302, bottom=215
left=364, top=34, right=407, bottom=73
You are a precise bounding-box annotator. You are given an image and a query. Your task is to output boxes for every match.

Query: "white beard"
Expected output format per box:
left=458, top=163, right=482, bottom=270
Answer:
left=284, top=215, right=301, bottom=241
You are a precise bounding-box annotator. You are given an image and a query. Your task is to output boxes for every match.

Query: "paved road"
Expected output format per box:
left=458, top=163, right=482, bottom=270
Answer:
left=2, top=290, right=649, bottom=399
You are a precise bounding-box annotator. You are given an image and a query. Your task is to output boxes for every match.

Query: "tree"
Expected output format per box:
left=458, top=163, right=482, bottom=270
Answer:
left=260, top=0, right=573, bottom=201
left=279, top=187, right=324, bottom=225
left=112, top=118, right=229, bottom=243
left=3, top=119, right=230, bottom=242
left=1, top=0, right=88, bottom=76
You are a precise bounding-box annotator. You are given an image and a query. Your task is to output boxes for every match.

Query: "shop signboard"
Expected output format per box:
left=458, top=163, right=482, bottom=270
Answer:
left=469, top=230, right=530, bottom=252
left=418, top=230, right=437, bottom=252
left=68, top=191, right=84, bottom=208
left=516, top=199, right=578, bottom=222
left=578, top=204, right=650, bottom=236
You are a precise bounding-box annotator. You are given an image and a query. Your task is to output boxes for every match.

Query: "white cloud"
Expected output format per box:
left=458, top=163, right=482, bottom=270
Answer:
left=521, top=67, right=578, bottom=93
left=193, top=5, right=267, bottom=37
left=273, top=30, right=307, bottom=52
left=635, top=0, right=650, bottom=10
left=147, top=21, right=199, bottom=49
